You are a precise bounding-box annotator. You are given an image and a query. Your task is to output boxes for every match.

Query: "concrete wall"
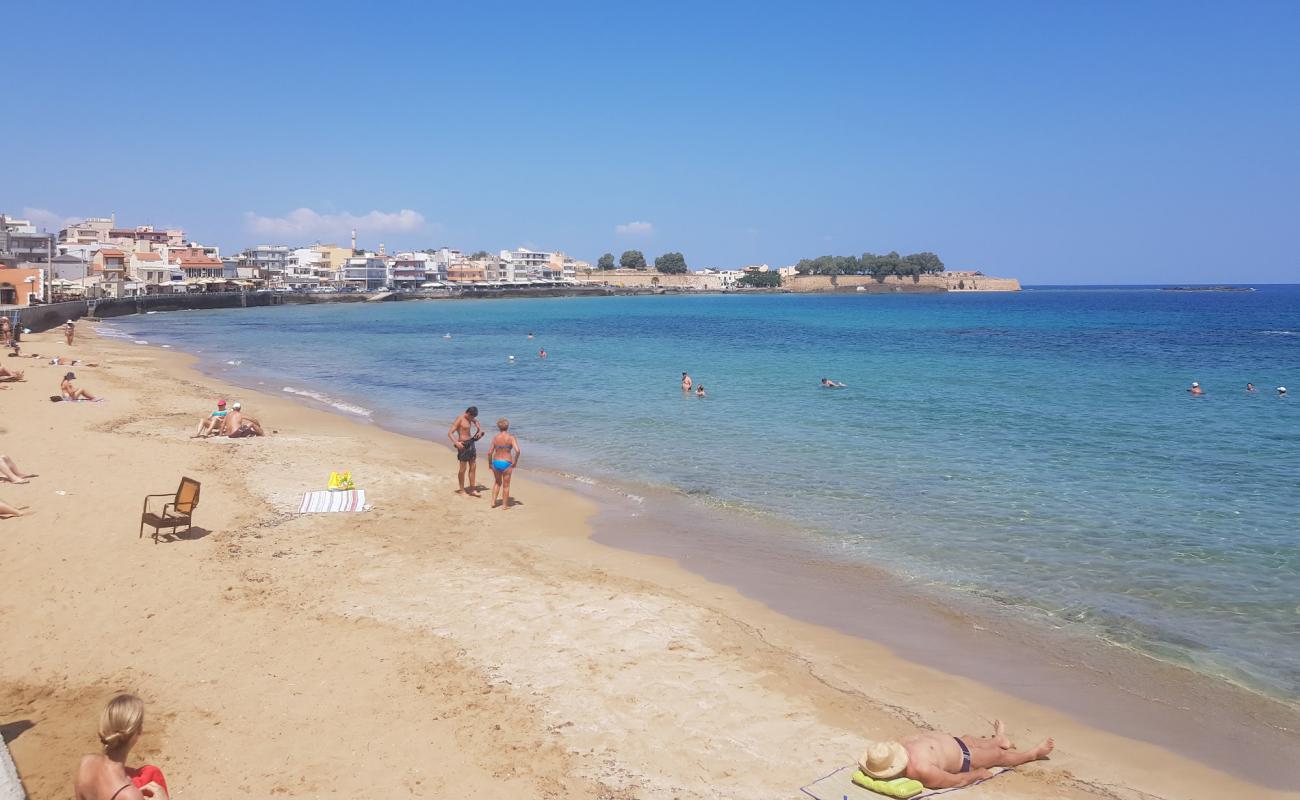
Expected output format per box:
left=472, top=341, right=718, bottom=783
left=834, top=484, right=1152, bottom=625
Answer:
left=578, top=270, right=731, bottom=290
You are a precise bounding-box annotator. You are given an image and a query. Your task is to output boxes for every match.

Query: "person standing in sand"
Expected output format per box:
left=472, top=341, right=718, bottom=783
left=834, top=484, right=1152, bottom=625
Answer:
left=448, top=406, right=483, bottom=496
left=488, top=418, right=521, bottom=510
left=860, top=719, right=1054, bottom=790
left=65, top=319, right=76, bottom=347
left=74, top=693, right=170, bottom=800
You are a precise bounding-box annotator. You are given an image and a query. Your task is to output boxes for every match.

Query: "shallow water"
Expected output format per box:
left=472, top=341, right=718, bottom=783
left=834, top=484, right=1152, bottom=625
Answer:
left=105, top=287, right=1300, bottom=702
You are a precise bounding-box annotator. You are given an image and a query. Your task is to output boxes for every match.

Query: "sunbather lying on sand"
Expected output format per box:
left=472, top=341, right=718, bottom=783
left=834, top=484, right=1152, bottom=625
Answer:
left=0, top=498, right=31, bottom=518
left=0, top=364, right=24, bottom=381
left=860, top=719, right=1054, bottom=789
left=0, top=455, right=37, bottom=483
left=60, top=372, right=100, bottom=402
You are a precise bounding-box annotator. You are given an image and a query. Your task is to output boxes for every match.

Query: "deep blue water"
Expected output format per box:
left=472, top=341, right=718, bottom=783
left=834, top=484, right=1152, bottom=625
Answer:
left=106, top=286, right=1300, bottom=701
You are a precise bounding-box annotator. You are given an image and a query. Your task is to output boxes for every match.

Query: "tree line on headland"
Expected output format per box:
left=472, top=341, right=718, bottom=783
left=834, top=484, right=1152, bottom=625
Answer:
left=590, top=249, right=946, bottom=281
left=795, top=251, right=945, bottom=279
left=597, top=250, right=689, bottom=274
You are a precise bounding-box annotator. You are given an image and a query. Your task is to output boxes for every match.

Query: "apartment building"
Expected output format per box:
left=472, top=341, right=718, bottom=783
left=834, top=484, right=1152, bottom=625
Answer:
left=0, top=214, right=55, bottom=266
left=57, top=217, right=115, bottom=247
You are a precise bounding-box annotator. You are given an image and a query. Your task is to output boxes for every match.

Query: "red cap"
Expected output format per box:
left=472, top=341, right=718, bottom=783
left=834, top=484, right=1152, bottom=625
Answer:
left=217, top=399, right=226, bottom=406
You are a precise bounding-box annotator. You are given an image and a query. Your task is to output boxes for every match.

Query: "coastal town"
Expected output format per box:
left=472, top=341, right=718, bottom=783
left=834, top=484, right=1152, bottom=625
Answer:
left=0, top=211, right=1017, bottom=308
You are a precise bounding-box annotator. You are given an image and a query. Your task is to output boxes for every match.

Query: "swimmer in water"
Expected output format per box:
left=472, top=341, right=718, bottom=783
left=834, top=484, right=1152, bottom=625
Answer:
left=1246, top=383, right=1257, bottom=392
left=538, top=348, right=547, bottom=359
left=528, top=332, right=534, bottom=339
left=1279, top=386, right=1288, bottom=397
left=681, top=372, right=692, bottom=392
left=695, top=385, right=706, bottom=398
left=443, top=333, right=452, bottom=339
left=1187, top=382, right=1203, bottom=396
left=821, top=377, right=846, bottom=389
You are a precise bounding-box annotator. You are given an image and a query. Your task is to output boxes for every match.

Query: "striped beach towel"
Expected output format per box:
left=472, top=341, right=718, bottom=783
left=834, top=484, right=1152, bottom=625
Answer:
left=298, top=489, right=366, bottom=513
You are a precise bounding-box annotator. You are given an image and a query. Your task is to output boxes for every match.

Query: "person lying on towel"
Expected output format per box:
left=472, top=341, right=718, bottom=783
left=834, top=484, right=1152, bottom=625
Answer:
left=861, top=719, right=1054, bottom=789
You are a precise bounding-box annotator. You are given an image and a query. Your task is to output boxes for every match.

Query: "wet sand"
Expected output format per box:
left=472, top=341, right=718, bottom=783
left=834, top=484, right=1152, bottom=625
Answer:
left=1, top=324, right=1296, bottom=799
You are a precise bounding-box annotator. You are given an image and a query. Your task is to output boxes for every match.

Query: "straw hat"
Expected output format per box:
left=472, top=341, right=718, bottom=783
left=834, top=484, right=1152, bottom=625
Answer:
left=860, top=741, right=909, bottom=779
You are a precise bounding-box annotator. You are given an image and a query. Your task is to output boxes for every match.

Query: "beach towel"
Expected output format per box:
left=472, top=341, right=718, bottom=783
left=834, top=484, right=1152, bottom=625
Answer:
left=298, top=489, right=366, bottom=513
left=801, top=765, right=1008, bottom=800
left=0, top=736, right=23, bottom=800
left=128, top=765, right=168, bottom=796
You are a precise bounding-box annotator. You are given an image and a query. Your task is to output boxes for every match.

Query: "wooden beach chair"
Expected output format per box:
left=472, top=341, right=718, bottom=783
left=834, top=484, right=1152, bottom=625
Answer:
left=140, top=477, right=201, bottom=543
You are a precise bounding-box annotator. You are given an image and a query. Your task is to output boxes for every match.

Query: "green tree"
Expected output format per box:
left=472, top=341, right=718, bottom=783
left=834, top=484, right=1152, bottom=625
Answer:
left=597, top=252, right=616, bottom=270
left=467, top=250, right=491, bottom=260
left=737, top=271, right=782, bottom=288
left=619, top=250, right=647, bottom=270
left=904, top=251, right=945, bottom=274
left=654, top=251, right=688, bottom=274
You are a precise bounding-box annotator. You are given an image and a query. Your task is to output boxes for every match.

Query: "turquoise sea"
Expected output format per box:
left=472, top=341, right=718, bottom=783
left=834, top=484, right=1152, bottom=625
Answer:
left=105, top=287, right=1300, bottom=703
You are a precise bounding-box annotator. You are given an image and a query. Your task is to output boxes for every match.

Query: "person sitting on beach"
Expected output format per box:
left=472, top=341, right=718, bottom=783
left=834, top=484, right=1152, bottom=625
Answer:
left=61, top=372, right=99, bottom=402
left=193, top=400, right=228, bottom=437
left=1246, top=383, right=1257, bottom=392
left=0, top=455, right=37, bottom=484
left=1187, top=381, right=1203, bottom=396
left=488, top=417, right=521, bottom=510
left=681, top=372, right=692, bottom=391
left=821, top=377, right=846, bottom=388
left=0, top=497, right=31, bottom=518
left=224, top=402, right=265, bottom=438
left=860, top=719, right=1054, bottom=790
left=448, top=406, right=484, bottom=497
left=0, top=364, right=24, bottom=381
left=695, top=385, right=706, bottom=398
left=74, top=693, right=170, bottom=800
left=65, top=319, right=76, bottom=346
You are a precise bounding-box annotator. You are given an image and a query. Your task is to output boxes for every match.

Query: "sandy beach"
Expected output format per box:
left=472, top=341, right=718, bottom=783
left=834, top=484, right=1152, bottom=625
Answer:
left=2, top=324, right=1297, bottom=800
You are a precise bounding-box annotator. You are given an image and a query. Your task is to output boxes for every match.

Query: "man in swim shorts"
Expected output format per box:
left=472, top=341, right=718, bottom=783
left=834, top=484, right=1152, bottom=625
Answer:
left=860, top=720, right=1054, bottom=789
left=488, top=418, right=521, bottom=510
left=447, top=406, right=483, bottom=497
left=681, top=372, right=692, bottom=392
left=225, top=402, right=265, bottom=437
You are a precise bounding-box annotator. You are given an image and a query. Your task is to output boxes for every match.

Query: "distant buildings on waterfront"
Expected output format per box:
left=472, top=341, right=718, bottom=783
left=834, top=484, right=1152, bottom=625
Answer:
left=0, top=210, right=597, bottom=305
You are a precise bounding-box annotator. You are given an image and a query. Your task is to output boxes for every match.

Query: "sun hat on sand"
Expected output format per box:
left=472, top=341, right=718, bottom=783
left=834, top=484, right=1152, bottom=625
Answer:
left=860, top=741, right=909, bottom=779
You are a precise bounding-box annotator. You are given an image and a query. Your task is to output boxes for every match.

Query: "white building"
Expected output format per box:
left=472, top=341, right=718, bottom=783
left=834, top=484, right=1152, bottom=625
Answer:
left=285, top=248, right=325, bottom=288
left=499, top=247, right=554, bottom=282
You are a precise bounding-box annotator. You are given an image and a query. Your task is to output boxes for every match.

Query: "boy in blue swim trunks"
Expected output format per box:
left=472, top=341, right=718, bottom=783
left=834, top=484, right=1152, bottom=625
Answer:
left=488, top=418, right=521, bottom=510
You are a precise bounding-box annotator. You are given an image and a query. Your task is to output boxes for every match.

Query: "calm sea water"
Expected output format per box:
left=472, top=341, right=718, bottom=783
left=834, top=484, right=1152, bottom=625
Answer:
left=105, top=287, right=1300, bottom=702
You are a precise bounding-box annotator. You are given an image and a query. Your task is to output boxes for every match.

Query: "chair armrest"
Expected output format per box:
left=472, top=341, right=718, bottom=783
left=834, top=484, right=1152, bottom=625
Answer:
left=142, top=493, right=174, bottom=515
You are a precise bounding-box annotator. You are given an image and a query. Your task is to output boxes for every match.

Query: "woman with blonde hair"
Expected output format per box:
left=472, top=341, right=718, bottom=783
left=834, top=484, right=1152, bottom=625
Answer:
left=74, top=693, right=169, bottom=800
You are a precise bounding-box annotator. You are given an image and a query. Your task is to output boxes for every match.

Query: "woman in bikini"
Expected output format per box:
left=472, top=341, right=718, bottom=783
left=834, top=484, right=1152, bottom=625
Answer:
left=74, top=694, right=170, bottom=800
left=488, top=417, right=521, bottom=510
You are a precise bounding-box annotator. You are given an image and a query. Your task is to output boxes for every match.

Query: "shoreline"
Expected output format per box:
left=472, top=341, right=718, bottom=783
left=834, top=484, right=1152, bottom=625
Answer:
left=101, top=311, right=1300, bottom=719
left=2, top=324, right=1297, bottom=799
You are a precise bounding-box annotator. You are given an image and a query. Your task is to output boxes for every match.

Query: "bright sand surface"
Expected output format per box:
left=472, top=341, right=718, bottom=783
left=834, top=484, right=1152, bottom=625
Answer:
left=1, top=325, right=1297, bottom=800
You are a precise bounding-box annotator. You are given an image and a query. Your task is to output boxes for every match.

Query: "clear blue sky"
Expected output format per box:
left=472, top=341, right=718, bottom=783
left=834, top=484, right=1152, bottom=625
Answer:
left=4, top=1, right=1298, bottom=283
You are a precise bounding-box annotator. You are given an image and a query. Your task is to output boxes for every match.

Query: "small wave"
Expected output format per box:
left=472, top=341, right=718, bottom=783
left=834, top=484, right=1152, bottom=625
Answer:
left=226, top=360, right=243, bottom=366
left=1261, top=330, right=1297, bottom=336
left=282, top=386, right=373, bottom=417
left=95, top=324, right=132, bottom=340
left=133, top=340, right=149, bottom=345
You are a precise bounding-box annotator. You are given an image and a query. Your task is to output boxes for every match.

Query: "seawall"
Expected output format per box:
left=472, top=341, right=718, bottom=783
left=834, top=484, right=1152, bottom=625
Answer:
left=580, top=271, right=1021, bottom=292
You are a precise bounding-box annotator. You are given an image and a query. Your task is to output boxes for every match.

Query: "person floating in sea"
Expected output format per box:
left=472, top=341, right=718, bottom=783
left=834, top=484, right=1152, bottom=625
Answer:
left=60, top=371, right=99, bottom=402
left=65, top=319, right=76, bottom=347
left=488, top=418, right=521, bottom=510
left=448, top=406, right=484, bottom=497
left=538, top=348, right=547, bottom=359
left=859, top=719, right=1054, bottom=790
left=695, top=385, right=706, bottom=398
left=821, top=377, right=847, bottom=388
left=1246, top=383, right=1257, bottom=392
left=681, top=372, right=692, bottom=392
left=1279, top=386, right=1288, bottom=397
left=527, top=332, right=534, bottom=339
left=75, top=693, right=171, bottom=800
left=1187, top=382, right=1204, bottom=396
